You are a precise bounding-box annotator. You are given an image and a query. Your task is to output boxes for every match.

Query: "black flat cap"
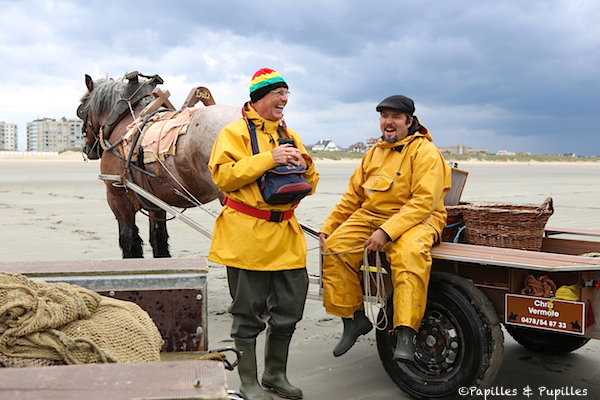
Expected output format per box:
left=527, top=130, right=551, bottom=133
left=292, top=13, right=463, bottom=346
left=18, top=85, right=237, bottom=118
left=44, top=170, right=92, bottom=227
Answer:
left=376, top=95, right=415, bottom=116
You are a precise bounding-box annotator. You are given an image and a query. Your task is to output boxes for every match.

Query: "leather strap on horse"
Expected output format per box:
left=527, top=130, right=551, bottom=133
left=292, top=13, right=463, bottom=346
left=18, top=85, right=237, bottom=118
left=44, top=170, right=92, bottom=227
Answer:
left=223, top=197, right=294, bottom=222
left=103, top=72, right=164, bottom=142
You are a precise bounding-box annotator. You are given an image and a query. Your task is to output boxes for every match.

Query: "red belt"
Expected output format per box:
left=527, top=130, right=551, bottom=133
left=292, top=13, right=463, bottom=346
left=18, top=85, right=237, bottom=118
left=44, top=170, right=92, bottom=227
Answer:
left=223, top=197, right=294, bottom=222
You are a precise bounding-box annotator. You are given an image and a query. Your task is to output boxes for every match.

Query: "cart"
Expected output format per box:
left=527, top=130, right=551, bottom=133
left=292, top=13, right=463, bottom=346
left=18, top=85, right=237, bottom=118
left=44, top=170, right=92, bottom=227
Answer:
left=355, top=227, right=600, bottom=400
left=103, top=172, right=600, bottom=400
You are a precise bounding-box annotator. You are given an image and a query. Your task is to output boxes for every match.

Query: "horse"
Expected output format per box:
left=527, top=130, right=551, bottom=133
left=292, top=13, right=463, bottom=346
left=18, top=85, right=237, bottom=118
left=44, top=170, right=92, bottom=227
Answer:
left=77, top=71, right=239, bottom=258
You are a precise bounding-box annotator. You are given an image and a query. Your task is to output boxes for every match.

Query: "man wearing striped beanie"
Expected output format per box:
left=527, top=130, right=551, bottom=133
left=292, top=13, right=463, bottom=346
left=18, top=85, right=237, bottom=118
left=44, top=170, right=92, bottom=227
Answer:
left=208, top=68, right=319, bottom=400
left=249, top=68, right=289, bottom=103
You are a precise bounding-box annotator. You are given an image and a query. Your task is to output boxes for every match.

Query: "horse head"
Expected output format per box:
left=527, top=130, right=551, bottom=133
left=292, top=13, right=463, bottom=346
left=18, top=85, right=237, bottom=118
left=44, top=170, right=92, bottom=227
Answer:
left=77, top=72, right=163, bottom=159
left=78, top=74, right=124, bottom=159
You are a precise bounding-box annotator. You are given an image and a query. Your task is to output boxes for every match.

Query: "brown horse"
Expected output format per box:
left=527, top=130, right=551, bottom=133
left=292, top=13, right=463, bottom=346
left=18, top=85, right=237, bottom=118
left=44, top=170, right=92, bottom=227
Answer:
left=77, top=72, right=239, bottom=258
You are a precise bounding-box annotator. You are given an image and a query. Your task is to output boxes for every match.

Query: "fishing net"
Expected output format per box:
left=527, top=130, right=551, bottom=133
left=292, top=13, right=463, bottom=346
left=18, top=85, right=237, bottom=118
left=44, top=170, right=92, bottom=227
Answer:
left=0, top=272, right=163, bottom=367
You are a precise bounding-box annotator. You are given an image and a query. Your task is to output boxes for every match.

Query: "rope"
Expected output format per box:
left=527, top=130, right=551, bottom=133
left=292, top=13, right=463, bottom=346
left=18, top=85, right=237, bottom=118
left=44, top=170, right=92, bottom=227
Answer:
left=362, top=249, right=389, bottom=330
left=454, top=224, right=466, bottom=243
left=197, top=347, right=241, bottom=371
left=322, top=246, right=389, bottom=330
left=197, top=352, right=228, bottom=362
left=49, top=329, right=118, bottom=364
left=123, top=101, right=220, bottom=220
left=581, top=252, right=600, bottom=257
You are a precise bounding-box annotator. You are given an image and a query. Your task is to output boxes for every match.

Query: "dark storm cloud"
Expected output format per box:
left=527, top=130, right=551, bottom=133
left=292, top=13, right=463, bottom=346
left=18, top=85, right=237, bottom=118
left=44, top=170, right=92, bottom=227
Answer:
left=0, top=0, right=598, bottom=155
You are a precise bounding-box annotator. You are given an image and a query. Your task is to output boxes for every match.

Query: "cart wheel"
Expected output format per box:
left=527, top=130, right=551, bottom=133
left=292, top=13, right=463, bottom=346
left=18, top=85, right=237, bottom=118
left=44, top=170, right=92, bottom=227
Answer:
left=505, top=325, right=590, bottom=354
left=376, top=272, right=504, bottom=400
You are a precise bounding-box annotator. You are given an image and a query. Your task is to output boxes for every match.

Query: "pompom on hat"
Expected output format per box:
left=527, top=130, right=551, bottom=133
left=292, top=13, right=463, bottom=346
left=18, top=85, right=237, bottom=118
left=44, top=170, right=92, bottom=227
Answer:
left=249, top=68, right=288, bottom=103
left=376, top=95, right=415, bottom=116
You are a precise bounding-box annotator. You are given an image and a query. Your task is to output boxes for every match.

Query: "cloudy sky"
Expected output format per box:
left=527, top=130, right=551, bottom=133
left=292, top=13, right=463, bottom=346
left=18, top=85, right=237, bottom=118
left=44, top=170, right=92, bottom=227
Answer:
left=1, top=0, right=599, bottom=155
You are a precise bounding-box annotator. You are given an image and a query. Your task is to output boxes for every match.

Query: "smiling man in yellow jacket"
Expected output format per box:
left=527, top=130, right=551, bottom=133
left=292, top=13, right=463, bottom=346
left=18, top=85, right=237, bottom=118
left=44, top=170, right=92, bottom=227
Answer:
left=319, top=95, right=451, bottom=363
left=209, top=68, right=319, bottom=400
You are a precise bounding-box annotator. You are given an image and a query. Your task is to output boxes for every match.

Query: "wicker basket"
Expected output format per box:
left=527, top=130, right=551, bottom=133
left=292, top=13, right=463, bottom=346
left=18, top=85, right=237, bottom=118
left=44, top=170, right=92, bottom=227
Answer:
left=462, top=197, right=553, bottom=251
left=442, top=202, right=471, bottom=242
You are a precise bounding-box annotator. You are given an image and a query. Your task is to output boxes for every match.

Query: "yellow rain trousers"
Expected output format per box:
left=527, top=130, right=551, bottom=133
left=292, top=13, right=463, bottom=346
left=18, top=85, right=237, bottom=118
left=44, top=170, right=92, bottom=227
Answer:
left=320, top=123, right=451, bottom=331
left=208, top=105, right=319, bottom=271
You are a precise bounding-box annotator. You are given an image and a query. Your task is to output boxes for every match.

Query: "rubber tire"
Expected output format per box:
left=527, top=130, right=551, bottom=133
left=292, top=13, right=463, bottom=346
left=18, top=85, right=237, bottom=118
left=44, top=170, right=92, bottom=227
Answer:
left=376, top=272, right=504, bottom=400
left=505, top=325, right=590, bottom=354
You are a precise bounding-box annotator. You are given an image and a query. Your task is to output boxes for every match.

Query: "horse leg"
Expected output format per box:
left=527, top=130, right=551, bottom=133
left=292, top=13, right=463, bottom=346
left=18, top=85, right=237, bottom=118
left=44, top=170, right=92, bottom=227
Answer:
left=119, top=218, right=144, bottom=258
left=149, top=209, right=171, bottom=258
left=107, top=187, right=144, bottom=258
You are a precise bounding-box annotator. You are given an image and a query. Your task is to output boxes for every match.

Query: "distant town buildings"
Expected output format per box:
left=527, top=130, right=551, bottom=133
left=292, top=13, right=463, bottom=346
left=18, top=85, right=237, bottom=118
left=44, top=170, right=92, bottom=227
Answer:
left=308, top=139, right=492, bottom=156
left=0, top=121, right=18, bottom=151
left=310, top=139, right=341, bottom=152
left=26, top=117, right=84, bottom=152
left=495, top=149, right=515, bottom=155
left=347, top=142, right=368, bottom=153
left=306, top=139, right=589, bottom=157
left=438, top=144, right=489, bottom=155
left=366, top=137, right=379, bottom=147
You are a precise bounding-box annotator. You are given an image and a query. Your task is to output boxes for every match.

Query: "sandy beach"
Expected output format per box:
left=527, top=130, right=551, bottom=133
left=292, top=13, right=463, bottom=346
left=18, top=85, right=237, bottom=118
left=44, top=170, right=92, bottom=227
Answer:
left=2, top=152, right=600, bottom=399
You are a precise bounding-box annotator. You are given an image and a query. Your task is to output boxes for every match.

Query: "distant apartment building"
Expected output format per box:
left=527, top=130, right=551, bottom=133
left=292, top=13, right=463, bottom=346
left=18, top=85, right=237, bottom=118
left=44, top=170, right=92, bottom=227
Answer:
left=26, top=117, right=84, bottom=152
left=0, top=121, right=18, bottom=151
left=438, top=144, right=489, bottom=155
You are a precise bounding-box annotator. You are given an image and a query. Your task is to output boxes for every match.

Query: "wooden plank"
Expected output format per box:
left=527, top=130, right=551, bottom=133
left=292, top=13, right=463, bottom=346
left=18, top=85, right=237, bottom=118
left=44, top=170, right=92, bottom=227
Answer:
left=0, top=360, right=227, bottom=400
left=0, top=257, right=208, bottom=276
left=541, top=237, right=600, bottom=256
left=432, top=242, right=600, bottom=272
left=546, top=226, right=600, bottom=237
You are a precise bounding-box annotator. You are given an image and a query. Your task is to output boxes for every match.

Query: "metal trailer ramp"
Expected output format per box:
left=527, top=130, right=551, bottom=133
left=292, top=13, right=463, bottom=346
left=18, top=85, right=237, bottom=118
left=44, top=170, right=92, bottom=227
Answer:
left=0, top=360, right=227, bottom=400
left=0, top=258, right=209, bottom=352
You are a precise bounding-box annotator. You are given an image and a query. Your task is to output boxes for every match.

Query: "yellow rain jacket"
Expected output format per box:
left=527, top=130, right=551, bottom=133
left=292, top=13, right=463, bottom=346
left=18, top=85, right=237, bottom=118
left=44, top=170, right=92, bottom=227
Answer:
left=208, top=105, right=319, bottom=271
left=320, top=120, right=451, bottom=330
left=320, top=122, right=451, bottom=239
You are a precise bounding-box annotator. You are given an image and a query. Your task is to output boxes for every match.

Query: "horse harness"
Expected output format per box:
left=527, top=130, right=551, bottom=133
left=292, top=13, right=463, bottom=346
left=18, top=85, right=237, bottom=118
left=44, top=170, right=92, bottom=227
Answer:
left=80, top=72, right=184, bottom=212
left=79, top=72, right=167, bottom=161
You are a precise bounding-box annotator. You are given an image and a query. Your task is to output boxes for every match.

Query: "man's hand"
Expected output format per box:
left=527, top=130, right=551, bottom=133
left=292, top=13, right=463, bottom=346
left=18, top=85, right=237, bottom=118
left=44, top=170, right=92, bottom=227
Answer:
left=364, top=228, right=390, bottom=251
left=319, top=232, right=329, bottom=248
left=272, top=145, right=307, bottom=167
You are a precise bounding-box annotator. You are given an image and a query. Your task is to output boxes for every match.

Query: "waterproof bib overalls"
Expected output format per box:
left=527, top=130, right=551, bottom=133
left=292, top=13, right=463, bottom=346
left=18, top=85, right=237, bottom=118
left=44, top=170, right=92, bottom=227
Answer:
left=320, top=123, right=451, bottom=332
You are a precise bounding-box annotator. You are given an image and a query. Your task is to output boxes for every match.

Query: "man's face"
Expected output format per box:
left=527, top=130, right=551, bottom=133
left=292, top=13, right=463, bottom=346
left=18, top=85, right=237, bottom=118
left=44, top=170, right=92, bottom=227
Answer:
left=379, top=109, right=412, bottom=143
left=253, top=89, right=289, bottom=121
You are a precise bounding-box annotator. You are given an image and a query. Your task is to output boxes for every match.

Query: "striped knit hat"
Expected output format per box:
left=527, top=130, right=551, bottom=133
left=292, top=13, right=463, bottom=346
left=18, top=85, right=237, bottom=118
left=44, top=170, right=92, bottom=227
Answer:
left=249, top=68, right=288, bottom=103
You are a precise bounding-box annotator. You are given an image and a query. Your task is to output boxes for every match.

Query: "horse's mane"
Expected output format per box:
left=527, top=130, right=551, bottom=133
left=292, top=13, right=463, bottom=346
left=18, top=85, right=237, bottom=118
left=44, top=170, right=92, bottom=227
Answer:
left=80, top=78, right=126, bottom=116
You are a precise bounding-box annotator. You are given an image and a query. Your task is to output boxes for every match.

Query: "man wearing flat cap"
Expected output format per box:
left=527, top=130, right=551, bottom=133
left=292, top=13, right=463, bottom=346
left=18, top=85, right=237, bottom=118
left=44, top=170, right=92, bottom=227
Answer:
left=318, top=95, right=451, bottom=363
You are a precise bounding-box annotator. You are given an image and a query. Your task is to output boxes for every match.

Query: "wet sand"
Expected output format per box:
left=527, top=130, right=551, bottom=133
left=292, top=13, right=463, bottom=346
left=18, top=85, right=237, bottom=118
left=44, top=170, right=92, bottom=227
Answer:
left=2, top=153, right=600, bottom=399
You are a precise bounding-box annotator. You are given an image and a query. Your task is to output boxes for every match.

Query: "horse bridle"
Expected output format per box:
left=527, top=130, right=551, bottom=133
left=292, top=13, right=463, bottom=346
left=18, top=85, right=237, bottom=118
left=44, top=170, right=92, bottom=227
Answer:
left=77, top=102, right=102, bottom=160
left=78, top=72, right=164, bottom=160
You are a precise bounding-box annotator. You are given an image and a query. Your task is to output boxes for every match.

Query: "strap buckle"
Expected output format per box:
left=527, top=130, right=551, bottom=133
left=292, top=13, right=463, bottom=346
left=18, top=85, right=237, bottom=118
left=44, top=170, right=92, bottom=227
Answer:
left=269, top=211, right=284, bottom=222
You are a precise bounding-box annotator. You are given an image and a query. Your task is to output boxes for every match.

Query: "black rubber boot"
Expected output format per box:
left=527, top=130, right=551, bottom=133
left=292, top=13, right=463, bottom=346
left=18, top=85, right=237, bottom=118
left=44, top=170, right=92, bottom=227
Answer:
left=261, top=332, right=303, bottom=399
left=235, top=340, right=274, bottom=400
left=332, top=309, right=373, bottom=357
left=393, top=326, right=416, bottom=363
